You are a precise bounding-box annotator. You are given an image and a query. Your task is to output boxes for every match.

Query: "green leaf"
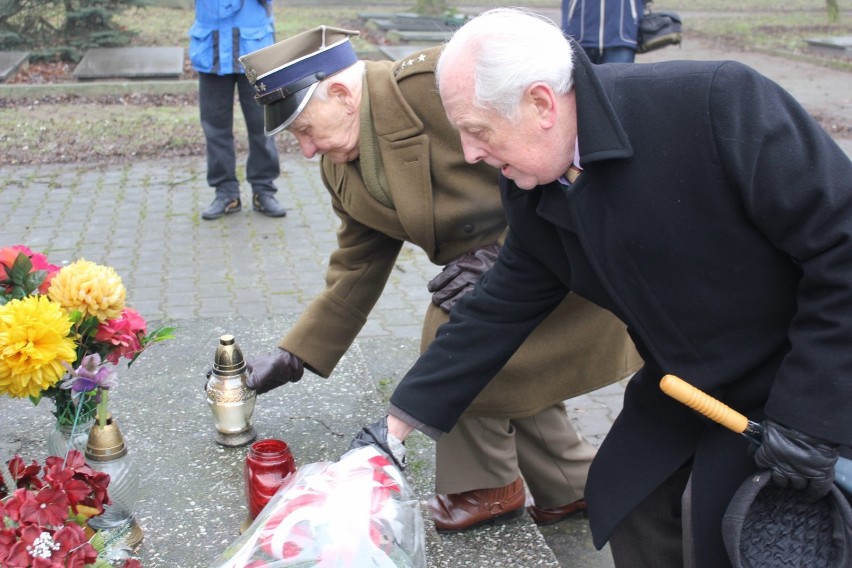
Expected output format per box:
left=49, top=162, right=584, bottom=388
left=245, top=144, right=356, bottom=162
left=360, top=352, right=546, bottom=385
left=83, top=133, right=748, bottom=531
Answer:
left=22, top=268, right=47, bottom=295
left=8, top=253, right=33, bottom=286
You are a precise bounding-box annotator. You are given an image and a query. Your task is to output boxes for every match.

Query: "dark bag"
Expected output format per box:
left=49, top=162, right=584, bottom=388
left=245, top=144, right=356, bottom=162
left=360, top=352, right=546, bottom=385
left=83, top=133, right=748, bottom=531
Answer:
left=637, top=4, right=682, bottom=54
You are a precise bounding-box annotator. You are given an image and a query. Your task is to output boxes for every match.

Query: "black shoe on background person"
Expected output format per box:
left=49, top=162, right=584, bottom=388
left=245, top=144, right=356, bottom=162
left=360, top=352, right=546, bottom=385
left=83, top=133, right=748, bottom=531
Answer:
left=202, top=196, right=242, bottom=220
left=253, top=194, right=288, bottom=217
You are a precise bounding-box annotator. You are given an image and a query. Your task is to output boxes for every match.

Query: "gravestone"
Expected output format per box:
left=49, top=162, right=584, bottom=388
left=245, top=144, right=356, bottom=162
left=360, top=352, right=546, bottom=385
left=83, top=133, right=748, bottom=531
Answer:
left=361, top=12, right=463, bottom=45
left=0, top=52, right=29, bottom=83
left=805, top=36, right=852, bottom=60
left=384, top=30, right=454, bottom=43
left=73, top=46, right=184, bottom=81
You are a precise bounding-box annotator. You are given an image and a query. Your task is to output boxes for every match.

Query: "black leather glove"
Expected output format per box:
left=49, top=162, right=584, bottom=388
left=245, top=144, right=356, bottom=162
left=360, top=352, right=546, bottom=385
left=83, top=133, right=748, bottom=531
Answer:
left=754, top=418, right=839, bottom=501
left=245, top=348, right=304, bottom=395
left=427, top=242, right=501, bottom=313
left=349, top=416, right=406, bottom=470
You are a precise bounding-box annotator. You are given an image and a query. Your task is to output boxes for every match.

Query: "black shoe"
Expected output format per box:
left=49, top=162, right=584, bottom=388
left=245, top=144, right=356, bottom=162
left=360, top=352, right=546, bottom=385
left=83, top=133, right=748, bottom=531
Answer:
left=253, top=194, right=287, bottom=218
left=202, top=196, right=241, bottom=220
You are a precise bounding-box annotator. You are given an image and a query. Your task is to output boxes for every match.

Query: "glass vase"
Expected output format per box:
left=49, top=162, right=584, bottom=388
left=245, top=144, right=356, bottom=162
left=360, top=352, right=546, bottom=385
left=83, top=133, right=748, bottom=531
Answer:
left=47, top=417, right=96, bottom=458
left=46, top=386, right=98, bottom=458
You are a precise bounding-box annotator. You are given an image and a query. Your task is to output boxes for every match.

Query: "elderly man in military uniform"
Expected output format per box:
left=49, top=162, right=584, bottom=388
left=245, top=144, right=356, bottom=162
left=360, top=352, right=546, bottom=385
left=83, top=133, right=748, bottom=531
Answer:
left=239, top=26, right=641, bottom=532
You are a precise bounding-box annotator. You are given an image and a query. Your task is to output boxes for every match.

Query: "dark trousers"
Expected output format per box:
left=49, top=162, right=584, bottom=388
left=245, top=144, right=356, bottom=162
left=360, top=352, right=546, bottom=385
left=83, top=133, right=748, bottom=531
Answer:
left=583, top=46, right=636, bottom=64
left=609, top=464, right=700, bottom=568
left=198, top=72, right=280, bottom=199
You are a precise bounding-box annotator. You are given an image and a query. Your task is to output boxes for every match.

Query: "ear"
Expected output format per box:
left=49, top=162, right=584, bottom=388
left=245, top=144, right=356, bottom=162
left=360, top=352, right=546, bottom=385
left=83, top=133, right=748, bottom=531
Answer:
left=326, top=81, right=358, bottom=114
left=527, top=83, right=558, bottom=129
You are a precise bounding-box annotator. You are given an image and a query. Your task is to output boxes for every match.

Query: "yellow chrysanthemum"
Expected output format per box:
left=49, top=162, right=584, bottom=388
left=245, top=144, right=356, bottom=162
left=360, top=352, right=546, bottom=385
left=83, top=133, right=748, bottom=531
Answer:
left=48, top=259, right=126, bottom=322
left=0, top=295, right=77, bottom=398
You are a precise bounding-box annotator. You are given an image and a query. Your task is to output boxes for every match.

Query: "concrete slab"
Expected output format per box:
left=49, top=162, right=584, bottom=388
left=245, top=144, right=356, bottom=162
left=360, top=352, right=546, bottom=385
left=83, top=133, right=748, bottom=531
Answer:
left=73, top=46, right=184, bottom=81
left=0, top=51, right=29, bottom=83
left=806, top=36, right=852, bottom=60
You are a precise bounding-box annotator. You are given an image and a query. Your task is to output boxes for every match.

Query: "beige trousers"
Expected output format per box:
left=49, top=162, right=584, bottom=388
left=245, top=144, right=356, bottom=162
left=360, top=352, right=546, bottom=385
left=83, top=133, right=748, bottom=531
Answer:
left=435, top=402, right=596, bottom=508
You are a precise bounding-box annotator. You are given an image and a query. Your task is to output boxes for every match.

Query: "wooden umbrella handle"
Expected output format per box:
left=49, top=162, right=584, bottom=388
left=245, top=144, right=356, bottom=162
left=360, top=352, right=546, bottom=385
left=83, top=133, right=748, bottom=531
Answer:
left=660, top=374, right=749, bottom=434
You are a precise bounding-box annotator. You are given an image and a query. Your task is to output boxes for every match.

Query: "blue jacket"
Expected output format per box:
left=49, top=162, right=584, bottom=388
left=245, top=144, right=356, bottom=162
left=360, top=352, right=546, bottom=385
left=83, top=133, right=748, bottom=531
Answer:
left=562, top=0, right=643, bottom=51
left=189, top=0, right=275, bottom=75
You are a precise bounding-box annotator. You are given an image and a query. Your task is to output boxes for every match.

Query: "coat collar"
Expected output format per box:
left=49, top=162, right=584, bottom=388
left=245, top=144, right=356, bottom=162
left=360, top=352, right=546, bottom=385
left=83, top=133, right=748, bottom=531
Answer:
left=569, top=39, right=634, bottom=165
left=365, top=59, right=426, bottom=141
left=536, top=42, right=634, bottom=230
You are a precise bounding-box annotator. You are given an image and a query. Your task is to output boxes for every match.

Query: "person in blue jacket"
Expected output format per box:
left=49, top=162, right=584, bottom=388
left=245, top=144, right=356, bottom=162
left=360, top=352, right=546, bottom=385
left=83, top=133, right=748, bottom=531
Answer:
left=562, top=0, right=644, bottom=63
left=189, top=0, right=288, bottom=220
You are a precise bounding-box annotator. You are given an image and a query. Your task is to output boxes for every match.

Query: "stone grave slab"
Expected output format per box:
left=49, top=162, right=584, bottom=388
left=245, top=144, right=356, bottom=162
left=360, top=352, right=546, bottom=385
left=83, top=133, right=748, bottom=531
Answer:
left=0, top=51, right=29, bottom=83
left=378, top=45, right=436, bottom=61
left=385, top=30, right=454, bottom=44
left=805, top=36, right=852, bottom=60
left=73, top=46, right=183, bottom=81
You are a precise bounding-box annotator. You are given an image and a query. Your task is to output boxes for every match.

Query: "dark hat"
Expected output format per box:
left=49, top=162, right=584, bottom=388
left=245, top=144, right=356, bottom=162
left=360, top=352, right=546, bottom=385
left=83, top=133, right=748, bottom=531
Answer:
left=723, top=470, right=852, bottom=567
left=239, top=25, right=360, bottom=136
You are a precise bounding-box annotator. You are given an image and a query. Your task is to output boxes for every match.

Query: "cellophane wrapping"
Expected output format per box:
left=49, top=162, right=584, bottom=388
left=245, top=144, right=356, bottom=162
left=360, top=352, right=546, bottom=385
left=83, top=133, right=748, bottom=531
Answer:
left=211, top=446, right=426, bottom=568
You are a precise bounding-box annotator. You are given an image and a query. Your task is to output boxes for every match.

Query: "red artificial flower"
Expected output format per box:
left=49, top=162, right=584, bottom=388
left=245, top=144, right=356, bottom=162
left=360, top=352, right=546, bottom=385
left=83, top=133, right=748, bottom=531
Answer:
left=43, top=451, right=111, bottom=512
left=0, top=523, right=18, bottom=563
left=95, top=307, right=148, bottom=364
left=4, top=455, right=44, bottom=493
left=18, top=486, right=68, bottom=528
left=124, top=560, right=144, bottom=568
left=50, top=523, right=99, bottom=567
left=1, top=452, right=111, bottom=567
left=2, top=488, right=28, bottom=523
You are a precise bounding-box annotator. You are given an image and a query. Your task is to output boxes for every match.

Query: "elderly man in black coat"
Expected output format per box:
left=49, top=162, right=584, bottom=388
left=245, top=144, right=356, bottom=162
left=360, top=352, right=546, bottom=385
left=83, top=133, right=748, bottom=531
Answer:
left=351, top=7, right=852, bottom=568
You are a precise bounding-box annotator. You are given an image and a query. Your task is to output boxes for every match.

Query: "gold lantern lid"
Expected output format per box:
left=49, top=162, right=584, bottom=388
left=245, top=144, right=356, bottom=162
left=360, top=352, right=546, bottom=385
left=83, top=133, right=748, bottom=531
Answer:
left=212, top=334, right=247, bottom=377
left=85, top=414, right=128, bottom=461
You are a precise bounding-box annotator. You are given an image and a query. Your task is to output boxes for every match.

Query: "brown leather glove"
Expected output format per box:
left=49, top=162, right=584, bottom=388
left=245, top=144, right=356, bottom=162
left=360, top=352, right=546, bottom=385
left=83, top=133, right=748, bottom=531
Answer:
left=245, top=348, right=304, bottom=395
left=427, top=242, right=501, bottom=313
left=754, top=419, right=839, bottom=502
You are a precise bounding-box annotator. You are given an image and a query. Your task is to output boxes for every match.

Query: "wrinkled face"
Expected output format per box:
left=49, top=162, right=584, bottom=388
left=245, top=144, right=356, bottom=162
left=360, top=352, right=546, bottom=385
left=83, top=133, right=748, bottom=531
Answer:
left=438, top=56, right=573, bottom=190
left=287, top=90, right=360, bottom=164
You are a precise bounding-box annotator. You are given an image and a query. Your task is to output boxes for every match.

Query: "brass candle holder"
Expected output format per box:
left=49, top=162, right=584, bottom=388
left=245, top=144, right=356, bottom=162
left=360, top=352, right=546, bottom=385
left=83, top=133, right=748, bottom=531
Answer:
left=206, top=334, right=257, bottom=447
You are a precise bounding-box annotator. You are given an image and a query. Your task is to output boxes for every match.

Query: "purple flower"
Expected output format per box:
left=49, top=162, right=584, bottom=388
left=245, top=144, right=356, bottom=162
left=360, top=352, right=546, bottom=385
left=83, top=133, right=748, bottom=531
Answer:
left=61, top=354, right=118, bottom=393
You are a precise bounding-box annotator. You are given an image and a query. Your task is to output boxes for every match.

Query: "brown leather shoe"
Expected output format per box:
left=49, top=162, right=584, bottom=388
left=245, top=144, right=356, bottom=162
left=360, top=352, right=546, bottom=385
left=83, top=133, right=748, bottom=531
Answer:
left=527, top=498, right=588, bottom=526
left=428, top=477, right=525, bottom=533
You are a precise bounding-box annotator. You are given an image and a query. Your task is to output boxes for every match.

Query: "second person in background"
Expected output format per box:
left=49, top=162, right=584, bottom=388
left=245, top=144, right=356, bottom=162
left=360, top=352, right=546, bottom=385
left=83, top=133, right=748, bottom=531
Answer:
left=563, top=0, right=645, bottom=63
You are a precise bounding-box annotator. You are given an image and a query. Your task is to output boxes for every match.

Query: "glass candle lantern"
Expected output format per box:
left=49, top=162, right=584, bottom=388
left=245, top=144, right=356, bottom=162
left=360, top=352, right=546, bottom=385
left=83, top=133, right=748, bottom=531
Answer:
left=206, top=334, right=257, bottom=447
left=85, top=414, right=143, bottom=548
left=240, top=438, right=296, bottom=533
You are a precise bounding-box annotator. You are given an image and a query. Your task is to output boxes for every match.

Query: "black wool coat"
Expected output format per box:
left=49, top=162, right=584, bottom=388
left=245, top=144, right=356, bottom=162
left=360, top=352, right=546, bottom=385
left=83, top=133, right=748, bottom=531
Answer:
left=389, top=44, right=852, bottom=567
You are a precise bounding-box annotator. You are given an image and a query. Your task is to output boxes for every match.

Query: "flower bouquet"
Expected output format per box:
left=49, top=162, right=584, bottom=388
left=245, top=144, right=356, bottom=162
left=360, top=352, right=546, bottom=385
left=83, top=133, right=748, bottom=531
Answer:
left=211, top=446, right=426, bottom=568
left=0, top=450, right=142, bottom=568
left=0, top=245, right=175, bottom=434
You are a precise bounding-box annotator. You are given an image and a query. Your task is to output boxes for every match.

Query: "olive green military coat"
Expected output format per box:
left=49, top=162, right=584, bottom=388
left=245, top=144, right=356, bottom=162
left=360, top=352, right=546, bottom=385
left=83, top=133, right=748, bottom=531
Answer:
left=279, top=47, right=640, bottom=418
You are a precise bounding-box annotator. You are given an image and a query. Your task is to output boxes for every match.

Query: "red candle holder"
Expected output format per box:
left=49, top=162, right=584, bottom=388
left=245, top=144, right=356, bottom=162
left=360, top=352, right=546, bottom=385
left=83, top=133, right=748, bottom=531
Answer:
left=241, top=438, right=296, bottom=532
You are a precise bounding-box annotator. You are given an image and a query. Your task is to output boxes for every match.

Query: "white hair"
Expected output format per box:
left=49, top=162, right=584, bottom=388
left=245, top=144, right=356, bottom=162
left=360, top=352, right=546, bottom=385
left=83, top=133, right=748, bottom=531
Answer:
left=436, top=8, right=575, bottom=119
left=312, top=60, right=366, bottom=101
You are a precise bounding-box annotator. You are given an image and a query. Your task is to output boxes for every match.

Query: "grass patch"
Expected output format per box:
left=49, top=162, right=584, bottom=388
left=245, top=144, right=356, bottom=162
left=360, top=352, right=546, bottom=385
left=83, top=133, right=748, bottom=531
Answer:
left=0, top=96, right=210, bottom=165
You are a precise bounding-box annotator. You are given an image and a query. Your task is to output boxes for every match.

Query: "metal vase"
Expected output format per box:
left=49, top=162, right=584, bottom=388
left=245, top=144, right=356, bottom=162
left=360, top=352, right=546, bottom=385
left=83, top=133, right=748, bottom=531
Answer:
left=206, top=334, right=257, bottom=447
